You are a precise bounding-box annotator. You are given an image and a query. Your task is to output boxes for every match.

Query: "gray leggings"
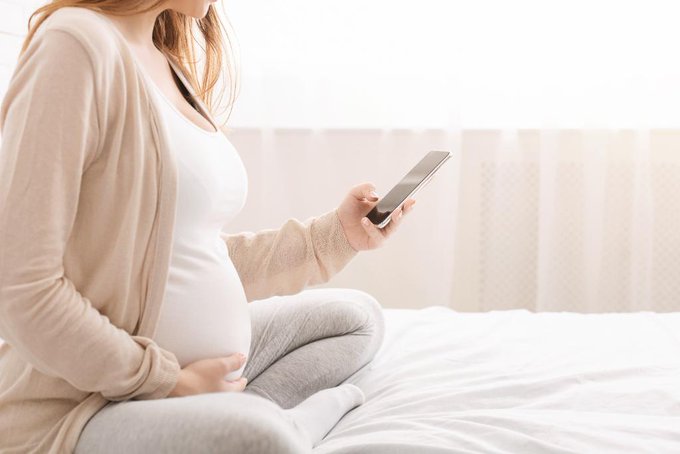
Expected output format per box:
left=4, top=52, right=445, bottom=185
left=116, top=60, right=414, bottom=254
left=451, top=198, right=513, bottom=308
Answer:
left=74, top=288, right=385, bottom=453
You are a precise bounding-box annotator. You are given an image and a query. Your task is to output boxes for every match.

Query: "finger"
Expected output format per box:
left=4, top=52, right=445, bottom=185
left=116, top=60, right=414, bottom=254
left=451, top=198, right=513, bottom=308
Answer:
left=399, top=198, right=415, bottom=214
left=350, top=183, right=379, bottom=202
left=361, top=217, right=385, bottom=246
left=392, top=206, right=404, bottom=225
left=221, top=354, right=246, bottom=375
left=382, top=207, right=404, bottom=237
left=223, top=377, right=248, bottom=393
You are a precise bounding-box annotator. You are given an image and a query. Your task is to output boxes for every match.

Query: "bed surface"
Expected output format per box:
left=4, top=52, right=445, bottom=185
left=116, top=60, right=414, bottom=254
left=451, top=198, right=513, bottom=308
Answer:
left=315, top=307, right=680, bottom=453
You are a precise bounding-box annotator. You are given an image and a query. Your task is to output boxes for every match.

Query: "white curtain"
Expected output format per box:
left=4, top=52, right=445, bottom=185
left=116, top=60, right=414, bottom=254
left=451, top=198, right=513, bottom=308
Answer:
left=450, top=129, right=680, bottom=312
left=220, top=0, right=680, bottom=312
left=224, top=128, right=680, bottom=313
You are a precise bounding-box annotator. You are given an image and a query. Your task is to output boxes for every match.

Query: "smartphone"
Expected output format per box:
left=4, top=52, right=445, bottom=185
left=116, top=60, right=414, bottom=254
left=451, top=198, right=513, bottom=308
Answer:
left=366, top=150, right=452, bottom=229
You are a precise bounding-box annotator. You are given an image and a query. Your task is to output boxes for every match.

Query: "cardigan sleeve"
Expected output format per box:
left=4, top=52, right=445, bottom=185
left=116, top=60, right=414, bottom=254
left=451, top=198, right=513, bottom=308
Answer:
left=220, top=208, right=358, bottom=302
left=0, top=29, right=179, bottom=401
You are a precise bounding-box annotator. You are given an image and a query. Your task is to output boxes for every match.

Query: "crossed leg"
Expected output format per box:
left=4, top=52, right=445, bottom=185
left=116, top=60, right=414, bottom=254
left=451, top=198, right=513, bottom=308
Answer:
left=242, top=287, right=386, bottom=408
left=74, top=288, right=385, bottom=453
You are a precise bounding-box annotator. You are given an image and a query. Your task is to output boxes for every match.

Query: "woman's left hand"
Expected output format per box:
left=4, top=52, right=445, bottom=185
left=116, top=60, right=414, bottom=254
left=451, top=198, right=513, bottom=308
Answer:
left=337, top=182, right=416, bottom=252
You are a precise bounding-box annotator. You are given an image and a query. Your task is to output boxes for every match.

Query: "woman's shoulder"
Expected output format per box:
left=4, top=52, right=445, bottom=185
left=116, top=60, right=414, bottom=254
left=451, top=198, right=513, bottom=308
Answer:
left=36, top=7, right=122, bottom=65
left=8, top=6, right=145, bottom=131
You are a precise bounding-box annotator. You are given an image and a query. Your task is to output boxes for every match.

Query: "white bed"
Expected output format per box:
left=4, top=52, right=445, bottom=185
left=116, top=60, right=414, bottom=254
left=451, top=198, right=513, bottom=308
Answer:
left=316, top=307, right=680, bottom=453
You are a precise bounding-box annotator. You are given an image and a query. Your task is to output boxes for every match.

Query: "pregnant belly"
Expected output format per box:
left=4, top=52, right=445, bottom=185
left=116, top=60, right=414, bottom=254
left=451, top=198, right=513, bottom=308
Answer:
left=155, top=254, right=251, bottom=381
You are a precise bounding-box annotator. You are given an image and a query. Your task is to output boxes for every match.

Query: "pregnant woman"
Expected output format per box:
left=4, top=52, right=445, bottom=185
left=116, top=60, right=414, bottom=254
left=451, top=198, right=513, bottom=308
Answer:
left=0, top=1, right=417, bottom=453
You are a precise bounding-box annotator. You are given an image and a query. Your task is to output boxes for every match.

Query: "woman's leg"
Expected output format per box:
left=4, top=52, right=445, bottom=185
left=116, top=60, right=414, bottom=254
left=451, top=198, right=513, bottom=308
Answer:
left=242, top=287, right=385, bottom=409
left=74, top=288, right=384, bottom=452
left=75, top=385, right=366, bottom=452
left=74, top=392, right=311, bottom=454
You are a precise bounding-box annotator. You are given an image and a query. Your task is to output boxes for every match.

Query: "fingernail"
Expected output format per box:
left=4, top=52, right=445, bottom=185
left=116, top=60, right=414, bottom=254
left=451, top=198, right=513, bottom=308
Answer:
left=362, top=218, right=369, bottom=225
left=370, top=190, right=378, bottom=198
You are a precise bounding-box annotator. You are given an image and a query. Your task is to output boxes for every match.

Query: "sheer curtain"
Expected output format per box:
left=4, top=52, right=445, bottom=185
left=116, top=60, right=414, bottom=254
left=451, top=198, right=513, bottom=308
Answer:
left=451, top=129, right=680, bottom=312
left=219, top=0, right=680, bottom=312
left=224, top=129, right=680, bottom=312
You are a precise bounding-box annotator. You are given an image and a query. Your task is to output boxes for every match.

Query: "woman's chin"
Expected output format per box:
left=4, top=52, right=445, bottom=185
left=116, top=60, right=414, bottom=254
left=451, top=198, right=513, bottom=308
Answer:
left=185, top=2, right=213, bottom=19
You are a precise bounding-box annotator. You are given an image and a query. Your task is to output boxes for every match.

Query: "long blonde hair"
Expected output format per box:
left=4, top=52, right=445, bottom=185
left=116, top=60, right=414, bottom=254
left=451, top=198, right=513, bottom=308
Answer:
left=21, top=0, right=240, bottom=128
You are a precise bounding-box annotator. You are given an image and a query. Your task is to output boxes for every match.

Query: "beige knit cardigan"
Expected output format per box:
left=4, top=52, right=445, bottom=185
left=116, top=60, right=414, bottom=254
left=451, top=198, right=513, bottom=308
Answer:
left=0, top=6, right=357, bottom=453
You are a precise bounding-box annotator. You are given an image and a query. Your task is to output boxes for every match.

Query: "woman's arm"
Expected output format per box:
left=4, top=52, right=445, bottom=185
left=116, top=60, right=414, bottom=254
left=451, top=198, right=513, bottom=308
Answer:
left=221, top=182, right=418, bottom=303
left=220, top=208, right=358, bottom=302
left=0, top=29, right=179, bottom=401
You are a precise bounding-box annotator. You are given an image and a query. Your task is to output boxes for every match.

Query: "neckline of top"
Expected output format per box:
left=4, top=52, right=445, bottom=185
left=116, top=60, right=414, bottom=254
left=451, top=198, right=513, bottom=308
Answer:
left=146, top=72, right=223, bottom=137
left=96, top=11, right=222, bottom=136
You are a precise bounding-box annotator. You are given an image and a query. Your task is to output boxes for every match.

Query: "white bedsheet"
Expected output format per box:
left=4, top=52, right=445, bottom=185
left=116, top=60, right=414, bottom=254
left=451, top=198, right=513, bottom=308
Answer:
left=315, top=307, right=680, bottom=454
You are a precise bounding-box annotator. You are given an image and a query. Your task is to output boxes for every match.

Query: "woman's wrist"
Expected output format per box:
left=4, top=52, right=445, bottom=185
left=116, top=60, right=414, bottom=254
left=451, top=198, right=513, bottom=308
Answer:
left=168, top=369, right=189, bottom=398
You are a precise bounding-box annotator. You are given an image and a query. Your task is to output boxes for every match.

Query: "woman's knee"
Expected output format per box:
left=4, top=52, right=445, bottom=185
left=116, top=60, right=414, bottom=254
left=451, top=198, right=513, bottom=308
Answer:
left=327, top=288, right=386, bottom=356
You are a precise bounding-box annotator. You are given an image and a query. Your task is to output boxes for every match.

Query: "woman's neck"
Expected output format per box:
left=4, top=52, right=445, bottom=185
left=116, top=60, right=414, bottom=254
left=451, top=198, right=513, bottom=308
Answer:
left=102, top=8, right=164, bottom=49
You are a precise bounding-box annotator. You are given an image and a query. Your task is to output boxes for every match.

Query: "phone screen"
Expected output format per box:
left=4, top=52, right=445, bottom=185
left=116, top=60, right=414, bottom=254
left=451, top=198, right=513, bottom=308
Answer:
left=367, top=150, right=451, bottom=228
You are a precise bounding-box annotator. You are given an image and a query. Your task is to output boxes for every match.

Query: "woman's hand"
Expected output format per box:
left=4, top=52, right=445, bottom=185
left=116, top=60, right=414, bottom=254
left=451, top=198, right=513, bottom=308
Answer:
left=337, top=182, right=416, bottom=252
left=168, top=353, right=248, bottom=398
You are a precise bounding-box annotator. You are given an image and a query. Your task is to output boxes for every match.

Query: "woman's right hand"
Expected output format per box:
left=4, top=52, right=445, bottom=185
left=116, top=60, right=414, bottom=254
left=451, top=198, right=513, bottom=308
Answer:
left=167, top=353, right=248, bottom=398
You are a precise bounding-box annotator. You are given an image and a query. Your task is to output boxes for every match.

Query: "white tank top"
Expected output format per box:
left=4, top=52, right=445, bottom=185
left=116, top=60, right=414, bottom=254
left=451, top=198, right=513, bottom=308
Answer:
left=146, top=73, right=251, bottom=381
